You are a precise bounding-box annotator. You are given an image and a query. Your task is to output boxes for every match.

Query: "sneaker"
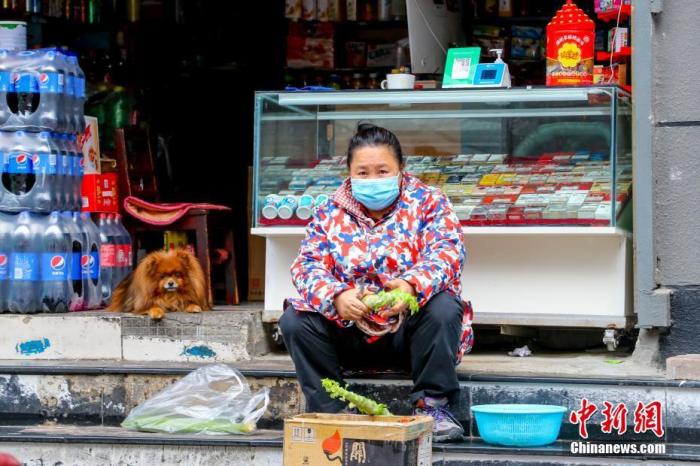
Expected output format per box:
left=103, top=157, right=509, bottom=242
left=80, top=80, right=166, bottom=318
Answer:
left=415, top=397, right=464, bottom=443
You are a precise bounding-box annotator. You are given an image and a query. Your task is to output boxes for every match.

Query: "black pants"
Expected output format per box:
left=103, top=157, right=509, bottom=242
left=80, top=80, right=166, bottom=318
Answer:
left=279, top=290, right=464, bottom=413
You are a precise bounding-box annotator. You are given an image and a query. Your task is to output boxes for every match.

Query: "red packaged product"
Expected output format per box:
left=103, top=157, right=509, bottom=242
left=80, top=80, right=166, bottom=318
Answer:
left=81, top=173, right=119, bottom=213
left=546, top=0, right=595, bottom=86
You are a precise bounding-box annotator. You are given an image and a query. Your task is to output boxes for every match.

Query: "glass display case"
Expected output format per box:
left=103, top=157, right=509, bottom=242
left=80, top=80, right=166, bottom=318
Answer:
left=252, top=87, right=634, bottom=337
left=253, top=87, right=632, bottom=229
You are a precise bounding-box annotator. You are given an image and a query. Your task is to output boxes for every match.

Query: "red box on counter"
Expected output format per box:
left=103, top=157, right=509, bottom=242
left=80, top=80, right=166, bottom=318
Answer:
left=82, top=173, right=120, bottom=213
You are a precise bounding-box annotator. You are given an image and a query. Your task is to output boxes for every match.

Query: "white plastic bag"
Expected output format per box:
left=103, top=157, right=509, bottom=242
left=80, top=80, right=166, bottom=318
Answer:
left=122, top=364, right=269, bottom=435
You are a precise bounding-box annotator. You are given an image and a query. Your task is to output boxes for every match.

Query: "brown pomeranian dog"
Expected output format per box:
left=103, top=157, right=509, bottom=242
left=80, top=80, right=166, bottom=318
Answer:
left=108, top=249, right=210, bottom=320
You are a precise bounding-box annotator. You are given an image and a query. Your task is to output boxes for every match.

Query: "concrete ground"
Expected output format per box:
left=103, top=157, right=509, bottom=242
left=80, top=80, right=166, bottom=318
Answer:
left=255, top=350, right=665, bottom=379
left=457, top=351, right=663, bottom=378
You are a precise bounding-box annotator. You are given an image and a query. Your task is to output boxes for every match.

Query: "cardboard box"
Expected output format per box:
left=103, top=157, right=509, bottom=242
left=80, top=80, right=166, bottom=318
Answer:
left=284, top=413, right=433, bottom=465
left=81, top=173, right=119, bottom=213
left=593, top=64, right=628, bottom=86
left=248, top=235, right=266, bottom=301
left=608, top=27, right=628, bottom=53
left=79, top=116, right=101, bottom=175
left=367, top=43, right=396, bottom=67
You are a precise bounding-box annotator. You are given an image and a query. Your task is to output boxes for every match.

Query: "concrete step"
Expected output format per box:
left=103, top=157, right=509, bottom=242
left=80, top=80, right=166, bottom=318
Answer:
left=0, top=306, right=271, bottom=363
left=0, top=308, right=664, bottom=379
left=0, top=303, right=664, bottom=378
left=1, top=424, right=698, bottom=465
left=1, top=359, right=698, bottom=445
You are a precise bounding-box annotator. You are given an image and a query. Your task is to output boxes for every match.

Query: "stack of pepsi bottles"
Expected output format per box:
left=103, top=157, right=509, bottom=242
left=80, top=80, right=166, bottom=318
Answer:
left=0, top=48, right=103, bottom=314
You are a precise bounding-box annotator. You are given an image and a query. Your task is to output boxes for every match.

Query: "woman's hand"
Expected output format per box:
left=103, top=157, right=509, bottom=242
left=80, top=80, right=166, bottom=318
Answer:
left=334, top=288, right=372, bottom=321
left=379, top=279, right=416, bottom=318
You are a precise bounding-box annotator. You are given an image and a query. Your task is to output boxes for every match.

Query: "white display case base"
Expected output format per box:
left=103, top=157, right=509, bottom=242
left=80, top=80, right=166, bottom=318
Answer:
left=252, top=227, right=633, bottom=329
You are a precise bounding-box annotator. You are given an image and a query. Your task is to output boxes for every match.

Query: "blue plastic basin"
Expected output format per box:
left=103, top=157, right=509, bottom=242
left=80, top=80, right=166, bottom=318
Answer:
left=470, top=404, right=567, bottom=447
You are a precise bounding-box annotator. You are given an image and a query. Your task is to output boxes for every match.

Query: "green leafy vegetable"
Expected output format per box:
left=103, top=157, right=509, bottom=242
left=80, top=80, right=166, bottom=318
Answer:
left=362, top=289, right=419, bottom=315
left=122, top=414, right=255, bottom=435
left=322, top=378, right=393, bottom=416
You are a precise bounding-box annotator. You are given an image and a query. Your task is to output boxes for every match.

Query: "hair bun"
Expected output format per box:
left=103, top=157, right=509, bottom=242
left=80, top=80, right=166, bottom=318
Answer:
left=357, top=122, right=377, bottom=132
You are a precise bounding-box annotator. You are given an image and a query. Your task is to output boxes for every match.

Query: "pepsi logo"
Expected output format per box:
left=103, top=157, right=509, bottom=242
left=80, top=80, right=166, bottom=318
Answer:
left=50, top=255, right=66, bottom=271
left=81, top=254, right=94, bottom=270
left=32, top=154, right=40, bottom=165
left=15, top=153, right=28, bottom=165
left=11, top=73, right=19, bottom=83
left=39, top=73, right=49, bottom=84
left=79, top=158, right=85, bottom=168
left=0, top=254, right=7, bottom=267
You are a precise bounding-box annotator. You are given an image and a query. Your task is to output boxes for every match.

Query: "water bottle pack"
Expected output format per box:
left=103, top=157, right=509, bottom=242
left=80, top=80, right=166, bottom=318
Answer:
left=0, top=211, right=102, bottom=314
left=0, top=48, right=129, bottom=315
left=0, top=130, right=83, bottom=212
left=0, top=48, right=85, bottom=133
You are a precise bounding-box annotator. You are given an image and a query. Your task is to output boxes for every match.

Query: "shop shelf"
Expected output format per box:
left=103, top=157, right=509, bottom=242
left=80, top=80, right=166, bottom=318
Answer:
left=273, top=87, right=608, bottom=106
left=596, top=47, right=631, bottom=63
left=596, top=4, right=631, bottom=22
left=287, top=18, right=407, bottom=28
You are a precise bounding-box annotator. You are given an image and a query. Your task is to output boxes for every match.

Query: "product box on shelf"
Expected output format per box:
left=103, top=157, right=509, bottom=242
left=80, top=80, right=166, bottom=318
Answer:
left=286, top=22, right=335, bottom=69
left=367, top=43, right=396, bottom=68
left=595, top=0, right=630, bottom=13
left=594, top=64, right=627, bottom=86
left=287, top=36, right=335, bottom=68
left=79, top=116, right=101, bottom=175
left=81, top=173, right=119, bottom=213
left=608, top=27, right=629, bottom=53
left=316, top=0, right=342, bottom=21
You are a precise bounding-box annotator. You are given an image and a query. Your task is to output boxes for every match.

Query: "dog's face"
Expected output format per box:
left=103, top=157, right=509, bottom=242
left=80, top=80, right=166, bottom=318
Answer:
left=145, top=250, right=195, bottom=295
left=134, top=249, right=205, bottom=300
left=154, top=257, right=187, bottom=293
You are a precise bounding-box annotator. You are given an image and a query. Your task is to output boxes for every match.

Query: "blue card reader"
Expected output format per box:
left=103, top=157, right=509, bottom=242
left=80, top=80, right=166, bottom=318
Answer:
left=471, top=49, right=512, bottom=88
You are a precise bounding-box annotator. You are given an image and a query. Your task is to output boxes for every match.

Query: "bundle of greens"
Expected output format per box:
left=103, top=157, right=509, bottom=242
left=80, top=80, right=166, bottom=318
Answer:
left=322, top=378, right=393, bottom=416
left=121, top=414, right=256, bottom=435
left=362, top=289, right=419, bottom=315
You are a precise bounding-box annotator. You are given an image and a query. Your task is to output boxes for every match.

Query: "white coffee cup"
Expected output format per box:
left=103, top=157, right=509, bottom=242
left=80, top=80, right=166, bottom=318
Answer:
left=381, top=73, right=415, bottom=90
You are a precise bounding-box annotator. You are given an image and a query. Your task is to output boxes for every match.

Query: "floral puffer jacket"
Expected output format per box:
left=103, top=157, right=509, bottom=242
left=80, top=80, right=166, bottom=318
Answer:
left=286, top=173, right=474, bottom=362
